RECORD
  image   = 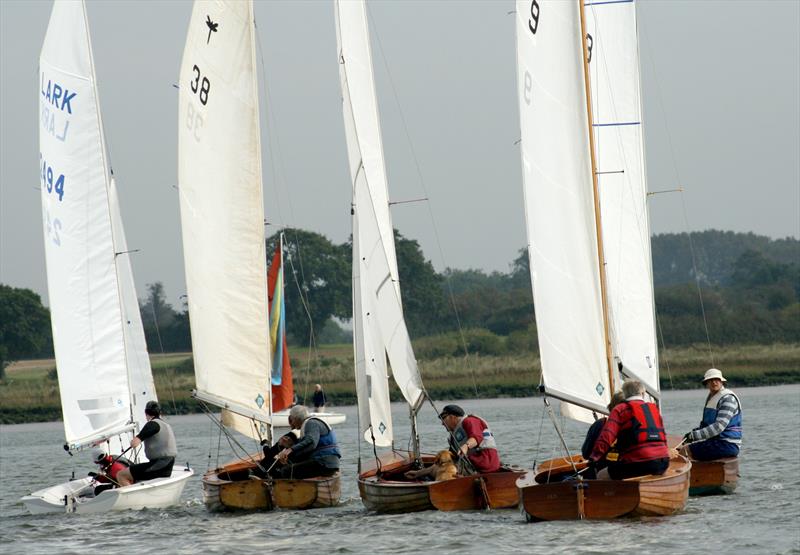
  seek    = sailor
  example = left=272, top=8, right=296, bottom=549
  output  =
left=439, top=404, right=501, bottom=474
left=580, top=390, right=626, bottom=478
left=312, top=384, right=327, bottom=412
left=117, top=401, right=178, bottom=486
left=89, top=448, right=129, bottom=495
left=588, top=380, right=670, bottom=480
left=257, top=431, right=299, bottom=477
left=275, top=405, right=340, bottom=479
left=681, top=368, right=742, bottom=461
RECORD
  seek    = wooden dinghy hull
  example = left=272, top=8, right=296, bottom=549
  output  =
left=202, top=458, right=341, bottom=512
left=689, top=457, right=739, bottom=496
left=359, top=452, right=524, bottom=512
left=517, top=454, right=690, bottom=521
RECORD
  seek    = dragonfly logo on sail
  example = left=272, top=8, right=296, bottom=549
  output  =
left=40, top=73, right=75, bottom=142
left=205, top=15, right=218, bottom=44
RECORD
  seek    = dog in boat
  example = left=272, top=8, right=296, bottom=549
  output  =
left=404, top=450, right=459, bottom=482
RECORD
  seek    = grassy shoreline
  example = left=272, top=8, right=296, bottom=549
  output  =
left=2, top=343, right=798, bottom=425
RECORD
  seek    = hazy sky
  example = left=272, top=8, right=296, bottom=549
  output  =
left=1, top=0, right=798, bottom=307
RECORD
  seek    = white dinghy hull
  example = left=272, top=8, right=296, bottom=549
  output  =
left=21, top=467, right=194, bottom=514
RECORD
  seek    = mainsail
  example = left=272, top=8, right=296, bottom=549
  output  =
left=39, top=0, right=156, bottom=452
left=516, top=0, right=610, bottom=417
left=178, top=0, right=271, bottom=424
left=335, top=0, right=424, bottom=447
left=515, top=0, right=658, bottom=418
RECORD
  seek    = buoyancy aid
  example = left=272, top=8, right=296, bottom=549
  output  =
left=301, top=417, right=341, bottom=460
left=453, top=415, right=497, bottom=454
left=701, top=389, right=742, bottom=444
left=616, top=400, right=668, bottom=462
left=143, top=419, right=177, bottom=460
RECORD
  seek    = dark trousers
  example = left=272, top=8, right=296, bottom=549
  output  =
left=608, top=457, right=669, bottom=480
left=689, top=438, right=740, bottom=461
left=275, top=459, right=337, bottom=480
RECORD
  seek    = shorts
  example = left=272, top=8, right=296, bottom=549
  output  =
left=130, top=457, right=175, bottom=482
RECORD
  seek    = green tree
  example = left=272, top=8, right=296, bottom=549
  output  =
left=139, top=282, right=178, bottom=353
left=0, top=285, right=53, bottom=378
left=393, top=231, right=448, bottom=337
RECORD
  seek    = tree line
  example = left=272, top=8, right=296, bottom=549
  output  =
left=1, top=229, right=798, bottom=376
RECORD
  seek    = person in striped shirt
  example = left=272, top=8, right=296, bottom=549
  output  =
left=681, top=368, right=742, bottom=461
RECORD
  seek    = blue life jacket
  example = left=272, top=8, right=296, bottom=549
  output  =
left=701, top=389, right=742, bottom=445
left=302, top=417, right=341, bottom=460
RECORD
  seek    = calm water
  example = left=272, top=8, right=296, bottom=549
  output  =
left=1, top=386, right=799, bottom=554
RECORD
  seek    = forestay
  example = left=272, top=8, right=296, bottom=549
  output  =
left=336, top=0, right=424, bottom=446
left=178, top=0, right=271, bottom=424
left=584, top=0, right=659, bottom=397
left=39, top=0, right=154, bottom=451
left=515, top=0, right=611, bottom=417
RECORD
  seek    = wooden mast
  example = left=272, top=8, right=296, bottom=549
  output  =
left=578, top=0, right=615, bottom=394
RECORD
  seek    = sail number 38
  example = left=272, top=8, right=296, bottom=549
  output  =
left=190, top=64, right=211, bottom=106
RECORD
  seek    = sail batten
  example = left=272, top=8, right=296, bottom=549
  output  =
left=178, top=0, right=271, bottom=423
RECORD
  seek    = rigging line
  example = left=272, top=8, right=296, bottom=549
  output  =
left=199, top=401, right=268, bottom=474
left=254, top=21, right=322, bottom=392
left=641, top=22, right=715, bottom=366
left=366, top=4, right=479, bottom=400
left=654, top=310, right=674, bottom=390
left=253, top=19, right=288, bottom=231
left=283, top=234, right=320, bottom=404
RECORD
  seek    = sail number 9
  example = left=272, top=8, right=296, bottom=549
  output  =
left=528, top=0, right=540, bottom=35
left=40, top=154, right=65, bottom=201
left=190, top=64, right=211, bottom=106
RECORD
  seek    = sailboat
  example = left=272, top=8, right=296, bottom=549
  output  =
left=268, top=234, right=346, bottom=428
left=336, top=0, right=523, bottom=513
left=22, top=0, right=193, bottom=514
left=513, top=0, right=689, bottom=520
left=178, top=0, right=340, bottom=512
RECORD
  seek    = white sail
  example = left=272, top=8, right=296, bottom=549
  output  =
left=178, top=0, right=271, bottom=424
left=584, top=1, right=659, bottom=397
left=336, top=0, right=424, bottom=441
left=515, top=0, right=611, bottom=417
left=39, top=0, right=144, bottom=450
left=109, top=176, right=157, bottom=436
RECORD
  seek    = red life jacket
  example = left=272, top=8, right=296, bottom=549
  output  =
left=616, top=400, right=669, bottom=463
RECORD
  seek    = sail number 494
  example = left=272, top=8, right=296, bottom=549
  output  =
left=40, top=155, right=65, bottom=201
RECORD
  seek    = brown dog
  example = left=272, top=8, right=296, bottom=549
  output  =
left=433, top=450, right=458, bottom=481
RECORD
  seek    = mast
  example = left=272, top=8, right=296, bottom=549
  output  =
left=579, top=0, right=615, bottom=393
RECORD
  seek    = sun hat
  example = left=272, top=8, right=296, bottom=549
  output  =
left=702, top=368, right=727, bottom=383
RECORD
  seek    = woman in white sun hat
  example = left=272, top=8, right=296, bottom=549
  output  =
left=681, top=368, right=742, bottom=460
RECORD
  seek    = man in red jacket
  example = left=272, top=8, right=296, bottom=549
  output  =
left=588, top=380, right=670, bottom=480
